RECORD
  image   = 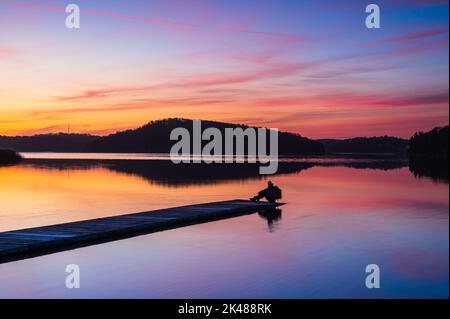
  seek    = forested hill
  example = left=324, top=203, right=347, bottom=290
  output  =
left=85, top=118, right=325, bottom=155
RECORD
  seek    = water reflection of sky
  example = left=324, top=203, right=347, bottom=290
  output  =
left=0, top=159, right=448, bottom=298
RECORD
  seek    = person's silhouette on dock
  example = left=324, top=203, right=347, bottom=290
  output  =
left=250, top=181, right=282, bottom=203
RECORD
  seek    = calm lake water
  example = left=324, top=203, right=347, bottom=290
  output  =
left=0, top=153, right=448, bottom=298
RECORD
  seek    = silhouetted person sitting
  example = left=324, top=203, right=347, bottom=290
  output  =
left=250, top=181, right=282, bottom=203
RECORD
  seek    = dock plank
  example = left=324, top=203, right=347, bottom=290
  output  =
left=0, top=200, right=283, bottom=264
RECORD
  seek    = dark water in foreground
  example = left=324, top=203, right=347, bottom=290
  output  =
left=0, top=154, right=448, bottom=298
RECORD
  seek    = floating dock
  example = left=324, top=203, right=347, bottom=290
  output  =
left=0, top=200, right=283, bottom=264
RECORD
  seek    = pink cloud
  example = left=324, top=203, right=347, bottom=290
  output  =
left=55, top=60, right=319, bottom=102
left=0, top=47, right=19, bottom=60
left=257, top=91, right=449, bottom=110
left=38, top=97, right=231, bottom=117
left=381, top=28, right=448, bottom=43
left=373, top=92, right=449, bottom=108
left=387, top=38, right=449, bottom=58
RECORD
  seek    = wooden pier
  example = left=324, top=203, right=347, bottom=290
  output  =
left=0, top=200, right=283, bottom=264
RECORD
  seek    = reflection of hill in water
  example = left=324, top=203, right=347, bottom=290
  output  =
left=409, top=158, right=449, bottom=184
left=18, top=158, right=420, bottom=187
left=106, top=160, right=315, bottom=186
left=23, top=159, right=314, bottom=186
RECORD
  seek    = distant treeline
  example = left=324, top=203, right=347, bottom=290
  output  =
left=318, top=136, right=408, bottom=155
left=0, top=134, right=97, bottom=152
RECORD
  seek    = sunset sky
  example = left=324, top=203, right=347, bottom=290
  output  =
left=0, top=0, right=448, bottom=138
